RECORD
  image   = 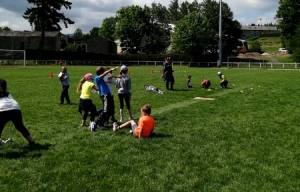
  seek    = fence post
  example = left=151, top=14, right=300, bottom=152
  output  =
left=249, top=62, right=250, bottom=68
left=271, top=63, right=273, bottom=68
left=295, top=62, right=297, bottom=69
left=282, top=63, right=284, bottom=68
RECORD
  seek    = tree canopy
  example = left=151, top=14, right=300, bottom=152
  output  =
left=23, top=0, right=74, bottom=52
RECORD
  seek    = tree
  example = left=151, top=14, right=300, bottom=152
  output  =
left=99, top=17, right=117, bottom=40
left=115, top=5, right=152, bottom=53
left=0, top=26, right=12, bottom=32
left=73, top=28, right=84, bottom=42
left=140, top=23, right=171, bottom=54
left=168, top=0, right=181, bottom=23
left=149, top=2, right=170, bottom=24
left=290, top=25, right=300, bottom=62
left=276, top=0, right=300, bottom=52
left=248, top=40, right=262, bottom=53
left=171, top=12, right=212, bottom=57
left=23, top=0, right=74, bottom=53
left=200, top=0, right=241, bottom=57
left=171, top=0, right=241, bottom=59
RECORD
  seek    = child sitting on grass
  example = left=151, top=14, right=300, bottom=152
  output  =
left=187, top=75, right=194, bottom=89
left=113, top=104, right=155, bottom=138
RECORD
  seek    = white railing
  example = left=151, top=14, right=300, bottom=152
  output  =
left=1, top=60, right=299, bottom=69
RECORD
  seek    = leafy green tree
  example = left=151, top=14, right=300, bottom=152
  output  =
left=73, top=28, right=84, bottom=42
left=0, top=26, right=12, bottom=32
left=140, top=23, right=171, bottom=54
left=168, top=0, right=181, bottom=23
left=149, top=2, right=169, bottom=24
left=248, top=40, right=262, bottom=53
left=290, top=25, right=300, bottom=62
left=23, top=0, right=74, bottom=52
left=99, top=17, right=117, bottom=40
left=115, top=5, right=152, bottom=53
left=200, top=0, right=241, bottom=57
left=171, top=12, right=211, bottom=57
left=276, top=0, right=300, bottom=53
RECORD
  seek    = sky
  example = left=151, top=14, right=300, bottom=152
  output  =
left=0, top=0, right=279, bottom=34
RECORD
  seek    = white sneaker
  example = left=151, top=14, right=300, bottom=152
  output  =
left=113, top=122, right=118, bottom=132
left=119, top=117, right=123, bottom=122
left=90, top=122, right=97, bottom=132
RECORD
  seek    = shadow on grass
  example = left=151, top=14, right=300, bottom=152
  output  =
left=169, top=89, right=191, bottom=92
left=0, top=143, right=52, bottom=159
left=149, top=132, right=173, bottom=138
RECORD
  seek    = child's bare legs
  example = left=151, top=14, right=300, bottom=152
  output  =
left=114, top=120, right=136, bottom=131
left=127, top=109, right=133, bottom=120
left=119, top=109, right=123, bottom=122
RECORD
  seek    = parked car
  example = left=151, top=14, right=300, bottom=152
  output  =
left=278, top=48, right=287, bottom=53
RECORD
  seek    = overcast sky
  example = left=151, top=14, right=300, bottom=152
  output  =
left=0, top=0, right=278, bottom=34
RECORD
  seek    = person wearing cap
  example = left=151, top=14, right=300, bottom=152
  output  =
left=77, top=73, right=98, bottom=128
left=115, top=65, right=133, bottom=122
left=163, top=57, right=175, bottom=90
left=94, top=66, right=118, bottom=128
left=58, top=67, right=71, bottom=105
left=217, top=71, right=228, bottom=88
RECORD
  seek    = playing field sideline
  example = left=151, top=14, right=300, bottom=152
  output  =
left=0, top=66, right=299, bottom=191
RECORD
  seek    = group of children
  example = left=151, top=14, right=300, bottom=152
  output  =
left=186, top=71, right=229, bottom=89
left=73, top=65, right=155, bottom=138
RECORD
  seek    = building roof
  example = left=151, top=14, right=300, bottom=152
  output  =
left=0, top=31, right=60, bottom=37
left=241, top=26, right=280, bottom=31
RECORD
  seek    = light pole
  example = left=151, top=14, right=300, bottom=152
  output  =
left=218, top=0, right=222, bottom=67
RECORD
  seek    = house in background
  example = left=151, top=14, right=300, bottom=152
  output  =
left=241, top=26, right=281, bottom=39
left=0, top=31, right=61, bottom=51
left=85, top=36, right=117, bottom=54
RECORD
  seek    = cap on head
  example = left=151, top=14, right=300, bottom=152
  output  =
left=217, top=71, right=222, bottom=76
left=84, top=73, right=94, bottom=80
left=120, top=65, right=128, bottom=71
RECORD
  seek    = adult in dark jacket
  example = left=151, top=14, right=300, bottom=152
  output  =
left=163, top=57, right=175, bottom=90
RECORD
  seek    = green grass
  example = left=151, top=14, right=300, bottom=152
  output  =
left=0, top=66, right=300, bottom=191
left=249, top=35, right=282, bottom=54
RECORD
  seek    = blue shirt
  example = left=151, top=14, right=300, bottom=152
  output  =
left=61, top=72, right=70, bottom=86
left=94, top=76, right=111, bottom=96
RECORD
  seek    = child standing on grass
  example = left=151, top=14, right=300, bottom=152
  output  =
left=113, top=104, right=155, bottom=138
left=115, top=65, right=133, bottom=122
left=94, top=67, right=118, bottom=129
left=77, top=73, right=98, bottom=131
left=217, top=71, right=229, bottom=88
left=58, top=67, right=71, bottom=105
left=0, top=79, right=36, bottom=147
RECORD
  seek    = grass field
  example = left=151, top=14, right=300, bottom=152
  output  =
left=0, top=65, right=299, bottom=192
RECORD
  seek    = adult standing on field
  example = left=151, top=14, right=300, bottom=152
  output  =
left=163, top=57, right=175, bottom=90
left=58, top=67, right=71, bottom=105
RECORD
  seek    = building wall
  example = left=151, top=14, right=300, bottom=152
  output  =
left=0, top=32, right=61, bottom=51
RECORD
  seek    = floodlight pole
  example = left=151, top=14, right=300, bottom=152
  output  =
left=218, top=0, right=222, bottom=67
